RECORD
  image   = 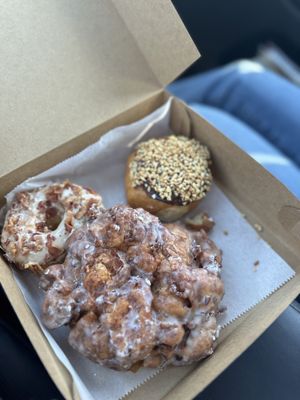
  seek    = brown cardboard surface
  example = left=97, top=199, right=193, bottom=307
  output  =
left=1, top=93, right=300, bottom=400
left=111, top=0, right=199, bottom=87
left=162, top=275, right=300, bottom=400
left=169, top=98, right=300, bottom=266
left=0, top=92, right=166, bottom=400
left=0, top=91, right=166, bottom=205
left=123, top=97, right=300, bottom=400
left=0, top=0, right=197, bottom=179
left=1, top=2, right=300, bottom=399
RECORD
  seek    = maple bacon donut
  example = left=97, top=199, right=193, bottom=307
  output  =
left=1, top=181, right=104, bottom=273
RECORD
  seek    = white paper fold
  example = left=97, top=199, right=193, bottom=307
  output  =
left=4, top=99, right=295, bottom=400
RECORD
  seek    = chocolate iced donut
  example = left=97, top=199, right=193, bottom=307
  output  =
left=1, top=181, right=104, bottom=273
left=126, top=135, right=212, bottom=222
left=41, top=205, right=224, bottom=371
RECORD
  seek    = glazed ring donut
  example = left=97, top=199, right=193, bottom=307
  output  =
left=1, top=181, right=104, bottom=273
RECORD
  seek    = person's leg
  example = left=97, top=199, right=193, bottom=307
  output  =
left=190, top=104, right=300, bottom=306
left=190, top=103, right=300, bottom=199
left=169, top=61, right=300, bottom=165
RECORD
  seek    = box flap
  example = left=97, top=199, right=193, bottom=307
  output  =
left=111, top=0, right=199, bottom=87
left=0, top=0, right=199, bottom=179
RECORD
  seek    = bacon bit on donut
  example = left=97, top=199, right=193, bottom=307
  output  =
left=46, top=234, right=63, bottom=258
left=48, top=245, right=63, bottom=258
left=15, top=192, right=30, bottom=208
left=46, top=207, right=57, bottom=219
left=36, top=222, right=47, bottom=232
left=38, top=201, right=46, bottom=211
left=64, top=217, right=73, bottom=233
left=47, top=191, right=59, bottom=202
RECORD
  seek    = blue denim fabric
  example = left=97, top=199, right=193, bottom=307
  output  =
left=189, top=103, right=300, bottom=199
left=169, top=61, right=300, bottom=166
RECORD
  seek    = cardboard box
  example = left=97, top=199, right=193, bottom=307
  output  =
left=1, top=1, right=300, bottom=399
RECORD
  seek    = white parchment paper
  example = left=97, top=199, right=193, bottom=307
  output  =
left=3, top=99, right=295, bottom=400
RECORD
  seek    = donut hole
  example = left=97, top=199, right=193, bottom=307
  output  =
left=183, top=298, right=192, bottom=308
left=45, top=207, right=63, bottom=231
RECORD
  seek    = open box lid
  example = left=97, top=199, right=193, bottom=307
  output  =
left=0, top=0, right=199, bottom=180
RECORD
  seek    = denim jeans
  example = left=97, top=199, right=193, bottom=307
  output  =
left=169, top=60, right=300, bottom=198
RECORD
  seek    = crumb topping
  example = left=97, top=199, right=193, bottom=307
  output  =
left=254, top=223, right=263, bottom=232
left=129, top=135, right=212, bottom=205
left=185, top=212, right=215, bottom=232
